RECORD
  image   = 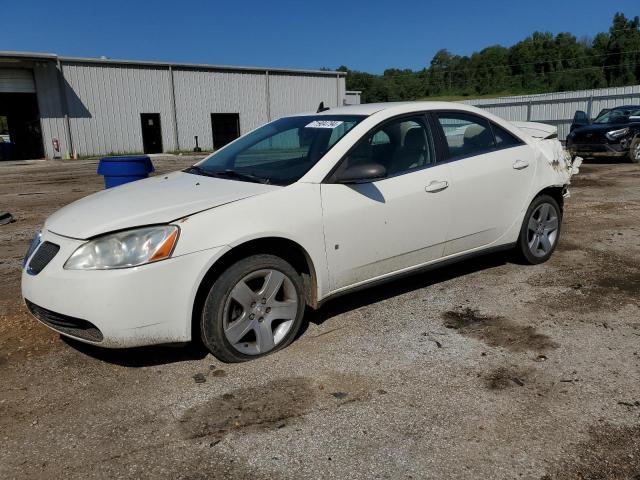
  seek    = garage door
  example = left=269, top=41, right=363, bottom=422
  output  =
left=0, top=69, right=36, bottom=93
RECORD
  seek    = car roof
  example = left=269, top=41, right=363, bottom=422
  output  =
left=608, top=105, right=640, bottom=111
left=295, top=101, right=477, bottom=117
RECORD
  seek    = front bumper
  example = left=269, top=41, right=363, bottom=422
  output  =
left=21, top=230, right=227, bottom=348
left=567, top=142, right=628, bottom=158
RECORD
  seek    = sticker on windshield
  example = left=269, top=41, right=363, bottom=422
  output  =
left=305, top=120, right=344, bottom=129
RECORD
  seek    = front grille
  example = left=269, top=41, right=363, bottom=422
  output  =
left=571, top=144, right=608, bottom=152
left=25, top=299, right=104, bottom=342
left=572, top=132, right=607, bottom=144
left=27, top=241, right=60, bottom=275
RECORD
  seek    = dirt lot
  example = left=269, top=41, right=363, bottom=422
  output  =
left=1, top=157, right=639, bottom=479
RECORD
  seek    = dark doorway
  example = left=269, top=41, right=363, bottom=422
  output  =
left=211, top=113, right=240, bottom=150
left=0, top=93, right=44, bottom=160
left=140, top=113, right=163, bottom=154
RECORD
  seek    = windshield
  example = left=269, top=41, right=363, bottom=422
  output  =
left=187, top=115, right=365, bottom=185
left=593, top=107, right=640, bottom=125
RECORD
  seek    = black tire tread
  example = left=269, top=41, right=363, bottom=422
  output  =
left=200, top=254, right=305, bottom=363
left=516, top=194, right=562, bottom=265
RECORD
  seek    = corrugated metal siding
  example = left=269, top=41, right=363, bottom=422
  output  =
left=172, top=70, right=268, bottom=151
left=29, top=58, right=346, bottom=158
left=344, top=91, right=361, bottom=105
left=463, top=85, right=640, bottom=140
left=62, top=63, right=176, bottom=156
left=33, top=63, right=68, bottom=159
left=0, top=68, right=35, bottom=93
left=268, top=73, right=342, bottom=120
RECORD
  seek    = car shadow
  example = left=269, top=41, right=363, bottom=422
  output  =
left=62, top=250, right=509, bottom=367
left=300, top=250, right=509, bottom=334
left=60, top=336, right=209, bottom=368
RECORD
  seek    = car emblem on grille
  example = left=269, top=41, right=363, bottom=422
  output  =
left=586, top=133, right=593, bottom=137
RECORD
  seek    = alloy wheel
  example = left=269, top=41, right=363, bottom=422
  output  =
left=527, top=202, right=559, bottom=258
left=633, top=142, right=640, bottom=161
left=222, top=269, right=298, bottom=355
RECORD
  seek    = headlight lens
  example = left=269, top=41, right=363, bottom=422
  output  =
left=64, top=226, right=179, bottom=270
left=23, top=230, right=42, bottom=267
left=606, top=127, right=629, bottom=141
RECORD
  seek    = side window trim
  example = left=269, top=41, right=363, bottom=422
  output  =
left=432, top=110, right=498, bottom=163
left=427, top=112, right=450, bottom=163
left=324, top=112, right=437, bottom=183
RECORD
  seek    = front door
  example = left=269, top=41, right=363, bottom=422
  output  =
left=321, top=115, right=452, bottom=292
left=140, top=113, right=163, bottom=154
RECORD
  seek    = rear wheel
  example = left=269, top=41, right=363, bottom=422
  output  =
left=200, top=254, right=305, bottom=362
left=516, top=195, right=561, bottom=265
left=629, top=138, right=640, bottom=163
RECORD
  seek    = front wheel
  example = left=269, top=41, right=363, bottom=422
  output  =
left=200, top=254, right=305, bottom=363
left=516, top=195, right=562, bottom=265
left=629, top=138, right=640, bottom=164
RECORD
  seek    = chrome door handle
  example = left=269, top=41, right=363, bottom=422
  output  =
left=513, top=159, right=529, bottom=170
left=425, top=180, right=449, bottom=193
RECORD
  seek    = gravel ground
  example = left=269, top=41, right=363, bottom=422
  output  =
left=0, top=157, right=639, bottom=479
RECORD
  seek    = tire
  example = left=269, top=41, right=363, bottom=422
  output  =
left=629, top=138, right=640, bottom=164
left=200, top=254, right=305, bottom=363
left=516, top=194, right=562, bottom=265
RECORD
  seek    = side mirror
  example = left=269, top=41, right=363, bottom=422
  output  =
left=335, top=163, right=387, bottom=184
left=573, top=110, right=590, bottom=126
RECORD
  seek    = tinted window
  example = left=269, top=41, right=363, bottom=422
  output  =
left=593, top=107, right=640, bottom=125
left=193, top=115, right=364, bottom=185
left=341, top=116, right=434, bottom=178
left=436, top=112, right=495, bottom=159
left=492, top=124, right=524, bottom=149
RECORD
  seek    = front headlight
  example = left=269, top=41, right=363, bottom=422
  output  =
left=64, top=225, right=179, bottom=270
left=605, top=127, right=629, bottom=141
left=23, top=230, right=42, bottom=267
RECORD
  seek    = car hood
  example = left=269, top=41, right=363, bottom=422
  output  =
left=45, top=171, right=280, bottom=239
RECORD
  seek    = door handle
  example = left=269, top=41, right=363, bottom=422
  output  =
left=513, top=159, right=529, bottom=170
left=425, top=180, right=449, bottom=193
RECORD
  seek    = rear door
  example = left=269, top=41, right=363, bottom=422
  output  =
left=321, top=114, right=452, bottom=291
left=433, top=111, right=536, bottom=256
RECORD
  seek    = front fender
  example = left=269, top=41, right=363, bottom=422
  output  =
left=171, top=182, right=330, bottom=299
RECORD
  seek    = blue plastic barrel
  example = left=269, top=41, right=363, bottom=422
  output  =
left=97, top=156, right=154, bottom=189
left=0, top=142, right=13, bottom=161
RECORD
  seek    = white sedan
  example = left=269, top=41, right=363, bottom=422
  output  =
left=22, top=102, right=579, bottom=362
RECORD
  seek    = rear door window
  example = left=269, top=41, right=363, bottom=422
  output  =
left=492, top=124, right=524, bottom=149
left=435, top=112, right=496, bottom=160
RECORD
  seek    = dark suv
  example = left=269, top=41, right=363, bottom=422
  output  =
left=566, top=105, right=640, bottom=163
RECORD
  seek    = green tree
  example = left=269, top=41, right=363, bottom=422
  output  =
left=341, top=12, right=640, bottom=102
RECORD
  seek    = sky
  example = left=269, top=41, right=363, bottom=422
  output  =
left=2, top=0, right=639, bottom=73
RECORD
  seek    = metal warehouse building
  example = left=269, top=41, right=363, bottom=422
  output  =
left=0, top=51, right=347, bottom=160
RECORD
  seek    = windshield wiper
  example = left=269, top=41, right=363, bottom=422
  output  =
left=185, top=166, right=270, bottom=184
left=214, top=169, right=271, bottom=184
left=184, top=165, right=217, bottom=177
